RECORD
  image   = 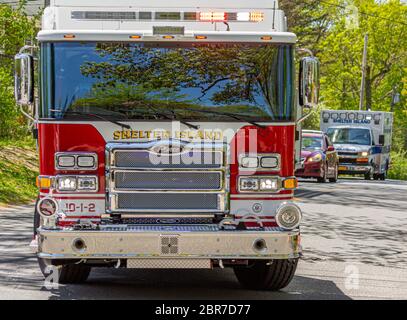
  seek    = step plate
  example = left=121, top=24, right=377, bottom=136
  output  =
left=127, top=258, right=212, bottom=269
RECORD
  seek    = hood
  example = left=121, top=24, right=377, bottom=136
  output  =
left=333, top=144, right=371, bottom=153
left=301, top=149, right=320, bottom=158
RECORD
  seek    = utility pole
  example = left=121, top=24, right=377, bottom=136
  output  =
left=359, top=34, right=368, bottom=111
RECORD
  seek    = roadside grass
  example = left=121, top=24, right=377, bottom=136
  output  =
left=0, top=138, right=38, bottom=205
left=388, top=151, right=407, bottom=181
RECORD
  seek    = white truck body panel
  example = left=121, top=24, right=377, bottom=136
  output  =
left=41, top=0, right=289, bottom=36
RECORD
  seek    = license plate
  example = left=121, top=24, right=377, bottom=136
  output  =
left=339, top=166, right=347, bottom=171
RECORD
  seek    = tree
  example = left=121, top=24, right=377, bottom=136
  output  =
left=0, top=1, right=38, bottom=139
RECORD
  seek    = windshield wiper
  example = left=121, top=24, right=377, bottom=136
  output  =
left=182, top=108, right=266, bottom=128
left=51, top=110, right=131, bottom=130
left=143, top=105, right=200, bottom=130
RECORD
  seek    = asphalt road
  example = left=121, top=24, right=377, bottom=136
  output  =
left=1, top=178, right=407, bottom=300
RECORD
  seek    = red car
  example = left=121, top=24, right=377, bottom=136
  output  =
left=295, top=130, right=339, bottom=183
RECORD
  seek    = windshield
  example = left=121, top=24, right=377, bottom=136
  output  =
left=327, top=128, right=372, bottom=146
left=302, top=136, right=323, bottom=150
left=40, top=42, right=295, bottom=122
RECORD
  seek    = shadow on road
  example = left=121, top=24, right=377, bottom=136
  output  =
left=295, top=179, right=407, bottom=212
left=42, top=268, right=351, bottom=300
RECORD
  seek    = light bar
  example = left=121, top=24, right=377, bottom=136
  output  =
left=71, top=11, right=265, bottom=23
left=199, top=12, right=226, bottom=22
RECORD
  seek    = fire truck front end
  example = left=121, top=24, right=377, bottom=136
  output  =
left=14, top=0, right=320, bottom=290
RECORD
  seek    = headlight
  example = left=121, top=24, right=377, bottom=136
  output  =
left=259, top=178, right=279, bottom=191
left=55, top=153, right=97, bottom=170
left=240, top=157, right=259, bottom=168
left=239, top=176, right=281, bottom=192
left=260, top=156, right=279, bottom=169
left=360, top=151, right=369, bottom=157
left=239, top=177, right=259, bottom=191
left=275, top=203, right=302, bottom=230
left=56, top=176, right=98, bottom=192
left=57, top=176, right=77, bottom=191
left=307, top=153, right=322, bottom=162
left=239, top=154, right=280, bottom=170
left=77, top=176, right=98, bottom=191
left=77, top=156, right=96, bottom=168
left=57, top=155, right=75, bottom=168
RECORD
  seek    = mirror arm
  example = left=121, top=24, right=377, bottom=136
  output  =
left=296, top=48, right=314, bottom=58
left=19, top=104, right=35, bottom=122
left=18, top=45, right=37, bottom=55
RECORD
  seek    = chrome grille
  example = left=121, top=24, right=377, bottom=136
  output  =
left=114, top=171, right=222, bottom=190
left=116, top=193, right=220, bottom=211
left=114, top=150, right=223, bottom=169
left=106, top=142, right=228, bottom=214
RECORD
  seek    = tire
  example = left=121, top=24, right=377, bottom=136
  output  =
left=234, top=259, right=299, bottom=291
left=329, top=165, right=338, bottom=183
left=34, top=199, right=91, bottom=284
left=317, top=163, right=327, bottom=183
left=373, top=174, right=380, bottom=180
left=380, top=171, right=387, bottom=181
left=364, top=171, right=372, bottom=180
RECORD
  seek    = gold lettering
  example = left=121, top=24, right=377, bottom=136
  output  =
left=113, top=131, right=121, bottom=140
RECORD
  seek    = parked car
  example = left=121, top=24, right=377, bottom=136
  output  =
left=295, top=130, right=339, bottom=183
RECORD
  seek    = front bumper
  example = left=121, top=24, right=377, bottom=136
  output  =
left=338, top=164, right=371, bottom=174
left=36, top=225, right=301, bottom=260
left=295, top=162, right=322, bottom=178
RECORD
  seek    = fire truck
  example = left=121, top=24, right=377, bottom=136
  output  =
left=14, top=0, right=319, bottom=290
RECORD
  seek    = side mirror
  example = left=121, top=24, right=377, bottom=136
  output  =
left=299, top=57, right=320, bottom=108
left=327, top=145, right=335, bottom=152
left=378, top=135, right=385, bottom=146
left=14, top=53, right=34, bottom=105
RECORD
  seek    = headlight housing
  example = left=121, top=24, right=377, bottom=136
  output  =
left=307, top=153, right=322, bottom=162
left=239, top=176, right=280, bottom=192
left=55, top=153, right=98, bottom=170
left=360, top=151, right=369, bottom=157
left=275, top=203, right=302, bottom=230
left=239, top=154, right=280, bottom=171
left=56, top=176, right=98, bottom=192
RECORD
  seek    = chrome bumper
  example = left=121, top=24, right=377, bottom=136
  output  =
left=36, top=225, right=301, bottom=260
left=338, top=164, right=371, bottom=173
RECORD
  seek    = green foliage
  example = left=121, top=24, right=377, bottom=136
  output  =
left=0, top=1, right=38, bottom=139
left=282, top=0, right=407, bottom=179
left=0, top=138, right=38, bottom=205
left=388, top=151, right=407, bottom=180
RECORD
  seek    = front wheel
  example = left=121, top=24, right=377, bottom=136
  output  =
left=317, top=163, right=328, bottom=183
left=38, top=258, right=91, bottom=284
left=34, top=199, right=91, bottom=284
left=234, top=259, right=299, bottom=291
left=329, top=165, right=338, bottom=183
left=364, top=171, right=372, bottom=180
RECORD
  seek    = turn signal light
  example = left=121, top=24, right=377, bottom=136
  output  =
left=36, top=176, right=52, bottom=189
left=283, top=178, right=298, bottom=190
left=357, top=158, right=369, bottom=163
